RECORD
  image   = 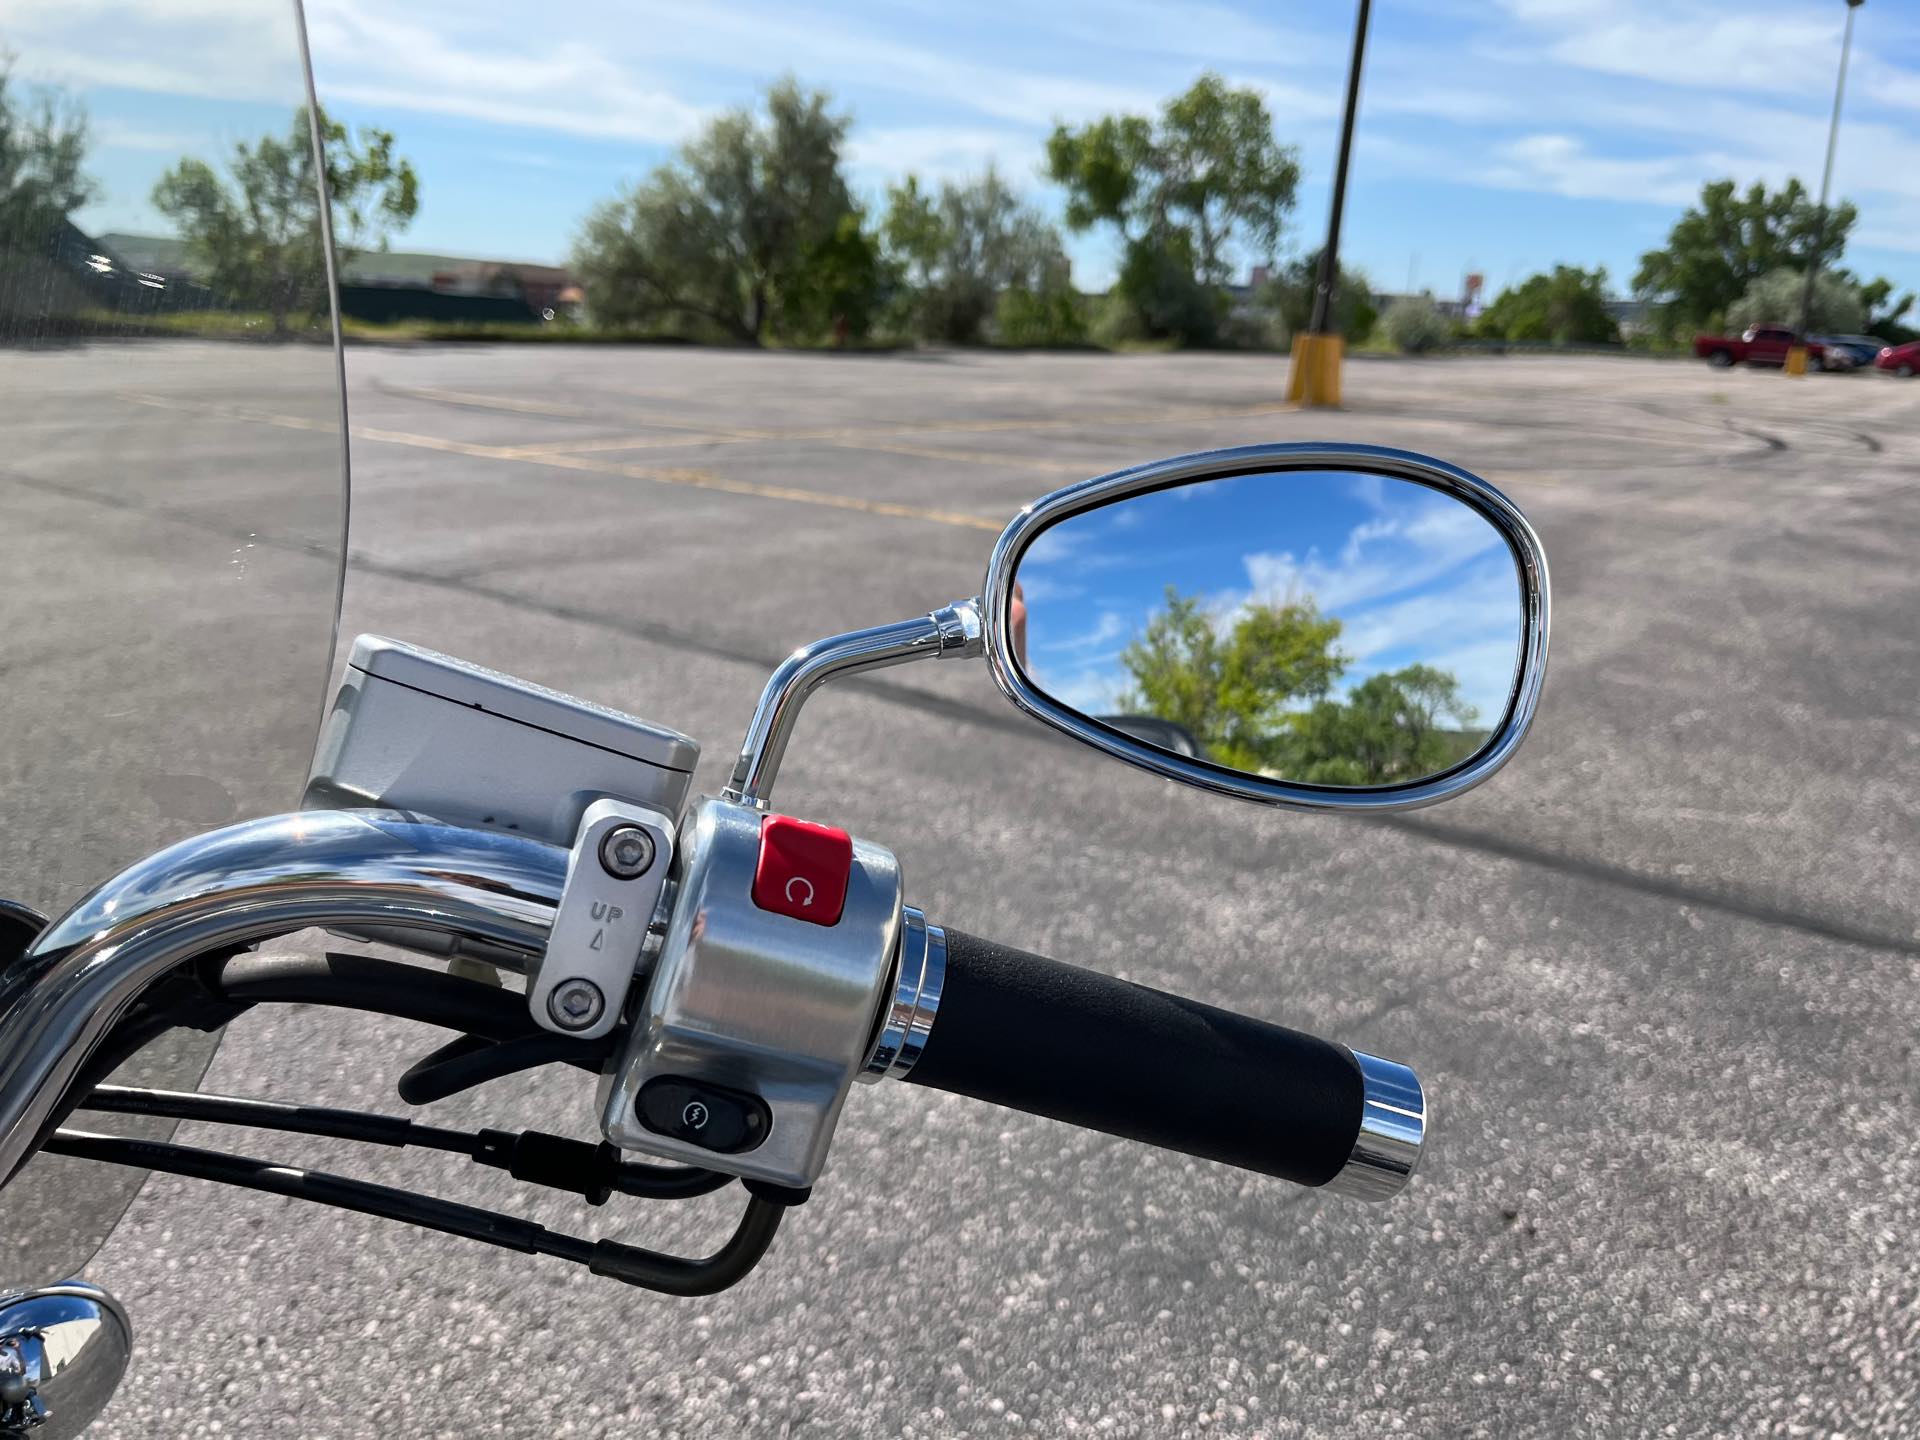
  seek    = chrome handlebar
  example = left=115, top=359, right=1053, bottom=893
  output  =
left=0, top=810, right=568, bottom=1187
left=0, top=807, right=1422, bottom=1215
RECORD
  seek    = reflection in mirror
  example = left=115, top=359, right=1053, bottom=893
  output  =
left=1012, top=470, right=1524, bottom=788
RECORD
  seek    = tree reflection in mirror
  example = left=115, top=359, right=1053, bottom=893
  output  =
left=1012, top=470, right=1526, bottom=788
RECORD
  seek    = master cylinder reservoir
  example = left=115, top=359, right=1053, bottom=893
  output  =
left=303, top=636, right=699, bottom=846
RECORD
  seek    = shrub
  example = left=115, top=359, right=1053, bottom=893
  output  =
left=994, top=284, right=1088, bottom=346
left=1382, top=295, right=1453, bottom=354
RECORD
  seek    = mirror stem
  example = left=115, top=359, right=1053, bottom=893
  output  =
left=724, top=600, right=982, bottom=809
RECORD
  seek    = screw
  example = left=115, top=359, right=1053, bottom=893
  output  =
left=547, top=978, right=605, bottom=1031
left=599, top=824, right=655, bottom=879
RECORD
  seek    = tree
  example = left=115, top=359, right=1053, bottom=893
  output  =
left=1116, top=588, right=1345, bottom=772
left=1852, top=274, right=1915, bottom=339
left=0, top=63, right=93, bottom=255
left=1283, top=665, right=1479, bottom=785
left=574, top=79, right=868, bottom=344
left=1382, top=295, right=1453, bottom=354
left=1633, top=179, right=1854, bottom=336
left=995, top=282, right=1087, bottom=346
left=1047, top=73, right=1299, bottom=343
left=1475, top=265, right=1619, bottom=344
left=1725, top=266, right=1864, bottom=335
left=781, top=210, right=887, bottom=344
left=153, top=107, right=416, bottom=331
left=1262, top=249, right=1376, bottom=343
left=882, top=168, right=1073, bottom=344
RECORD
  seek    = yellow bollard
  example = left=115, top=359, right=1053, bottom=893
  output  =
left=1286, top=333, right=1345, bottom=407
left=1784, top=345, right=1809, bottom=377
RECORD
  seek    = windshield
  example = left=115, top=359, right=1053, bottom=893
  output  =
left=0, top=0, right=346, bottom=1287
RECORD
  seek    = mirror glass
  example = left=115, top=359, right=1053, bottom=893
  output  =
left=1010, top=469, right=1525, bottom=789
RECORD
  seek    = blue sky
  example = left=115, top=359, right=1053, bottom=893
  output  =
left=14, top=0, right=1920, bottom=301
left=1017, top=471, right=1523, bottom=725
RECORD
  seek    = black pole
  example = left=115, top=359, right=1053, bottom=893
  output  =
left=1309, top=0, right=1373, bottom=334
left=1795, top=0, right=1862, bottom=344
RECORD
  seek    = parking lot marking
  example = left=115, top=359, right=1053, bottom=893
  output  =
left=375, top=383, right=593, bottom=418
left=812, top=436, right=1092, bottom=473
left=527, top=452, right=1006, bottom=531
left=483, top=397, right=1302, bottom=460
left=120, top=390, right=1006, bottom=532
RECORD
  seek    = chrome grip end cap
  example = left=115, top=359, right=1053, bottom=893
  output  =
left=1323, top=1050, right=1426, bottom=1201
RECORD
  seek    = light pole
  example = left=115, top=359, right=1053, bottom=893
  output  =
left=1287, top=0, right=1372, bottom=407
left=1787, top=0, right=1865, bottom=377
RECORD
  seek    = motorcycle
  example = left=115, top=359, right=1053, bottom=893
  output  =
left=0, top=11, right=1548, bottom=1436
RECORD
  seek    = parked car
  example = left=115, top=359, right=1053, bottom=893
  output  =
left=1815, top=334, right=1888, bottom=368
left=1693, top=326, right=1830, bottom=369
left=1875, top=340, right=1920, bottom=377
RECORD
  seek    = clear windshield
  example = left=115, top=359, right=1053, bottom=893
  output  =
left=0, top=0, right=346, bottom=1286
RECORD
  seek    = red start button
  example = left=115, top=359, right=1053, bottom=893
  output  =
left=751, top=814, right=853, bottom=925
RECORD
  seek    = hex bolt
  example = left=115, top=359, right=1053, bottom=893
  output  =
left=547, top=978, right=605, bottom=1031
left=599, top=824, right=656, bottom=880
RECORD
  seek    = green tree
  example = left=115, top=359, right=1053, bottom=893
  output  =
left=995, top=282, right=1087, bottom=346
left=1284, top=665, right=1479, bottom=785
left=1047, top=73, right=1299, bottom=343
left=1725, top=266, right=1865, bottom=335
left=1475, top=265, right=1619, bottom=344
left=1633, top=179, right=1854, bottom=337
left=574, top=78, right=868, bottom=344
left=882, top=167, right=1073, bottom=343
left=782, top=210, right=887, bottom=344
left=153, top=106, right=416, bottom=332
left=1262, top=249, right=1376, bottom=344
left=1850, top=273, right=1915, bottom=339
left=0, top=63, right=93, bottom=256
left=1116, top=588, right=1346, bottom=772
left=1382, top=295, right=1453, bottom=354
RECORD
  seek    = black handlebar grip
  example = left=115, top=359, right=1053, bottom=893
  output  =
left=906, top=930, right=1412, bottom=1192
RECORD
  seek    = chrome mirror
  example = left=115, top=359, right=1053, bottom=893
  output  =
left=982, top=444, right=1549, bottom=811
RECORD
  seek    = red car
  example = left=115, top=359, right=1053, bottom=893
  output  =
left=1693, top=325, right=1830, bottom=369
left=1876, top=340, right=1920, bottom=377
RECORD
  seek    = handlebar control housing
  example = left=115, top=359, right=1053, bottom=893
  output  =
left=600, top=796, right=904, bottom=1187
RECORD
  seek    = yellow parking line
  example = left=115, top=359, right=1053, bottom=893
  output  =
left=530, top=452, right=1004, bottom=531
left=819, top=437, right=1091, bottom=473
left=376, top=384, right=591, bottom=418
left=495, top=428, right=766, bottom=459
left=119, top=390, right=1006, bottom=532
left=480, top=397, right=1301, bottom=459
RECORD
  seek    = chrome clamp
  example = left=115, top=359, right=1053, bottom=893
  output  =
left=529, top=799, right=675, bottom=1040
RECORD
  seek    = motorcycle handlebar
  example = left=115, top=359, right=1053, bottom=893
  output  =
left=903, top=929, right=1425, bottom=1199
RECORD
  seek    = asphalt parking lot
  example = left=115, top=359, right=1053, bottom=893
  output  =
left=11, top=343, right=1920, bottom=1436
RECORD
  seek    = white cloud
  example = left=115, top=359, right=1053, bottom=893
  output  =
left=1334, top=558, right=1523, bottom=721
left=845, top=127, right=1045, bottom=190
left=1480, top=133, right=1717, bottom=208
left=1243, top=487, right=1503, bottom=615
left=92, top=120, right=213, bottom=154
left=1041, top=665, right=1130, bottom=717
left=1035, top=610, right=1126, bottom=656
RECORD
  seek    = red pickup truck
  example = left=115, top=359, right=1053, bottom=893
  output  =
left=1694, top=325, right=1829, bottom=369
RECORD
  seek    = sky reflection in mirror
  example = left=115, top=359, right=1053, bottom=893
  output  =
left=1014, top=470, right=1524, bottom=786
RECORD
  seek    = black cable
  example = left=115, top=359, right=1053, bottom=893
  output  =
left=81, top=1084, right=481, bottom=1155
left=77, top=1084, right=733, bottom=1203
left=44, top=1127, right=783, bottom=1297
